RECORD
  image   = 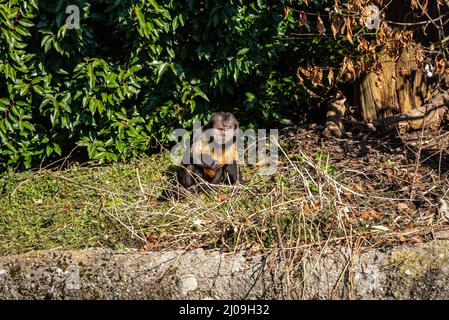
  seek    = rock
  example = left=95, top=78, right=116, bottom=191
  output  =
left=433, top=229, right=449, bottom=240
left=177, top=274, right=198, bottom=296
left=0, top=241, right=448, bottom=299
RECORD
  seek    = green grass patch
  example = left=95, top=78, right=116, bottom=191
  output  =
left=1, top=136, right=447, bottom=256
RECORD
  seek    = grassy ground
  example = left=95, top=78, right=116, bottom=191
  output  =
left=1, top=127, right=448, bottom=256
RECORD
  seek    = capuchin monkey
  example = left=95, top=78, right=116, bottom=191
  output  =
left=178, top=112, right=240, bottom=190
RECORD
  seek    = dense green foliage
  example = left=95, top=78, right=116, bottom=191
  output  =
left=0, top=0, right=341, bottom=170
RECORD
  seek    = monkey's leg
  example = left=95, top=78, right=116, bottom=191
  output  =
left=224, top=162, right=240, bottom=185
left=209, top=167, right=224, bottom=184
left=179, top=164, right=203, bottom=190
left=178, top=166, right=193, bottom=188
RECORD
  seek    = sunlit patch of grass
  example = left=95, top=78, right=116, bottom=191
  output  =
left=0, top=154, right=170, bottom=255
left=0, top=134, right=448, bottom=256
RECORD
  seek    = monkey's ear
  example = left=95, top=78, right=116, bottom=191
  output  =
left=208, top=116, right=217, bottom=128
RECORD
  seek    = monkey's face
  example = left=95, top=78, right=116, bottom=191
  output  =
left=207, top=112, right=239, bottom=145
left=212, top=125, right=236, bottom=145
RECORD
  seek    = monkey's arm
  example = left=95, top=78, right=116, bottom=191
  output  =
left=190, top=137, right=222, bottom=170
left=197, top=153, right=223, bottom=170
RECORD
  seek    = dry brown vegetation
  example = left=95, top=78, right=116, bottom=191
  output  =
left=1, top=124, right=448, bottom=298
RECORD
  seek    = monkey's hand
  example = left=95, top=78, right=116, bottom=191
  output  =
left=201, top=154, right=223, bottom=170
left=209, top=159, right=223, bottom=170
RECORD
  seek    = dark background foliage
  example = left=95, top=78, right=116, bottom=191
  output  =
left=0, top=0, right=344, bottom=170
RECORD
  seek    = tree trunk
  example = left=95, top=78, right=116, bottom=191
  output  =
left=355, top=0, right=449, bottom=126
left=356, top=44, right=430, bottom=123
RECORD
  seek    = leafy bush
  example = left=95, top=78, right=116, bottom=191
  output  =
left=1, top=0, right=443, bottom=170
left=0, top=0, right=316, bottom=170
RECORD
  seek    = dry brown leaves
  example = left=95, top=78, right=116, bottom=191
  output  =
left=292, top=0, right=446, bottom=96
